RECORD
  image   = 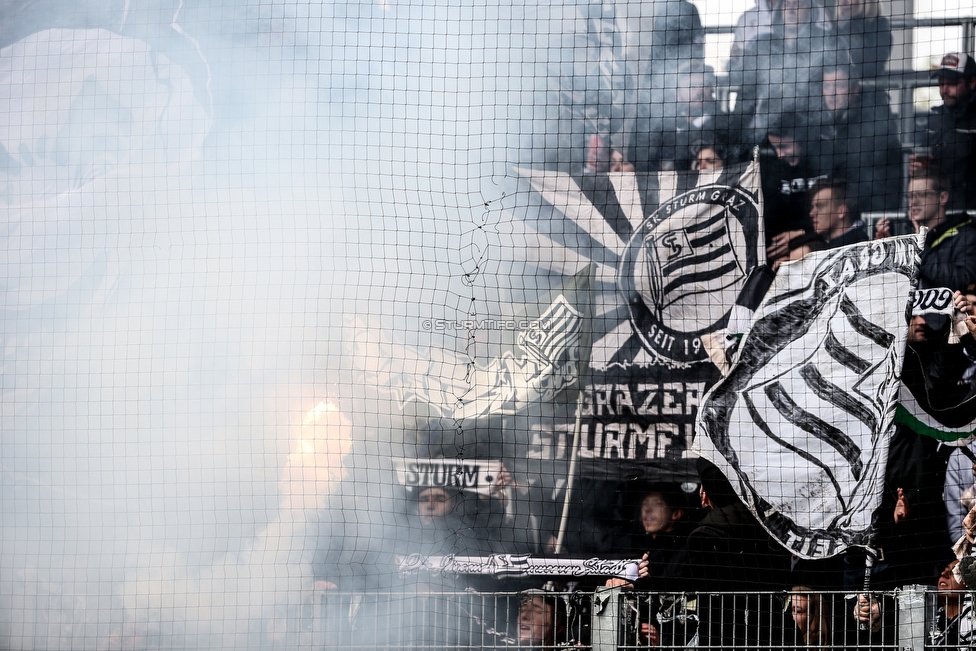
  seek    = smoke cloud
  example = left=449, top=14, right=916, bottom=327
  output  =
left=0, top=0, right=571, bottom=646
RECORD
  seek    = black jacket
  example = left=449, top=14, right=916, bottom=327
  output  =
left=827, top=223, right=869, bottom=249
left=673, top=501, right=792, bottom=592
left=812, top=95, right=904, bottom=213
left=919, top=215, right=976, bottom=293
left=919, top=100, right=976, bottom=212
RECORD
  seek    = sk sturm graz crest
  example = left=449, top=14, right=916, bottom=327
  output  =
left=517, top=295, right=585, bottom=391
left=696, top=235, right=923, bottom=559
left=514, top=161, right=763, bottom=371
left=619, top=182, right=761, bottom=366
left=509, top=162, right=764, bottom=480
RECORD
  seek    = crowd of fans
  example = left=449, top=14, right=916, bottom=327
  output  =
left=595, top=0, right=976, bottom=272
left=313, top=1, right=976, bottom=647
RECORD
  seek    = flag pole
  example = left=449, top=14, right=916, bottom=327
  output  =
left=862, top=551, right=874, bottom=591
left=552, top=264, right=595, bottom=555
left=858, top=550, right=877, bottom=632
left=554, top=387, right=586, bottom=554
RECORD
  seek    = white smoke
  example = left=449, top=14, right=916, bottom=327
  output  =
left=0, top=0, right=553, bottom=647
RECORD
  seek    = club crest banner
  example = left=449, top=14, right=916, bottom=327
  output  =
left=695, top=234, right=923, bottom=558
left=514, top=161, right=764, bottom=480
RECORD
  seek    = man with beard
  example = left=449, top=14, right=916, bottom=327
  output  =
left=912, top=53, right=976, bottom=212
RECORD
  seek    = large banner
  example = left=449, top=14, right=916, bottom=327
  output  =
left=515, top=162, right=764, bottom=481
left=695, top=235, right=922, bottom=559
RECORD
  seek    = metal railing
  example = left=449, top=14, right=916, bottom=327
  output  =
left=305, top=586, right=973, bottom=650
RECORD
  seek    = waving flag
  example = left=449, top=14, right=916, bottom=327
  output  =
left=453, top=264, right=595, bottom=420
left=345, top=265, right=595, bottom=422
left=695, top=235, right=923, bottom=559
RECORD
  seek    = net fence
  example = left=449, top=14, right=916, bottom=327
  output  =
left=1, top=0, right=976, bottom=649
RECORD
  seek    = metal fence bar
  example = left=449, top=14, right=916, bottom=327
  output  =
left=309, top=588, right=971, bottom=650
left=591, top=586, right=622, bottom=651
left=897, top=585, right=927, bottom=651
left=700, top=17, right=976, bottom=35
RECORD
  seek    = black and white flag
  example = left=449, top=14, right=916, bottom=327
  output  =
left=695, top=235, right=923, bottom=559
left=510, top=161, right=764, bottom=481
